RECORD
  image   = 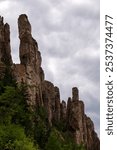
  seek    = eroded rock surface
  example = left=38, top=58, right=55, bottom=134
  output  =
left=0, top=14, right=100, bottom=150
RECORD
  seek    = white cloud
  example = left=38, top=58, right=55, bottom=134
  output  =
left=0, top=0, right=10, bottom=12
left=0, top=0, right=100, bottom=136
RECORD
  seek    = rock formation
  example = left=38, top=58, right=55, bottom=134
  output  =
left=0, top=14, right=100, bottom=150
left=0, top=16, right=12, bottom=66
left=13, top=14, right=44, bottom=107
left=0, top=16, right=13, bottom=80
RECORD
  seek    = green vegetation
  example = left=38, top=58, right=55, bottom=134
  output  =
left=0, top=68, right=85, bottom=150
left=0, top=124, right=38, bottom=150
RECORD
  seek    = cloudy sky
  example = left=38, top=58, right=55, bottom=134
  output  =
left=0, top=0, right=100, bottom=136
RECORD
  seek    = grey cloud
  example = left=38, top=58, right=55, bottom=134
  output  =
left=0, top=0, right=100, bottom=136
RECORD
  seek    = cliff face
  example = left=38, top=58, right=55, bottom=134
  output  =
left=0, top=16, right=12, bottom=66
left=13, top=14, right=44, bottom=107
left=0, top=14, right=100, bottom=150
left=0, top=16, right=13, bottom=80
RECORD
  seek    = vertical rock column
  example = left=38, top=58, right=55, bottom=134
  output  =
left=0, top=16, right=13, bottom=80
left=66, top=97, right=72, bottom=123
left=66, top=87, right=100, bottom=150
left=17, top=14, right=44, bottom=107
left=54, top=86, right=61, bottom=122
left=18, top=14, right=42, bottom=71
left=72, top=87, right=79, bottom=101
left=42, top=80, right=56, bottom=126
left=67, top=87, right=85, bottom=144
left=0, top=16, right=12, bottom=66
left=60, top=100, right=67, bottom=121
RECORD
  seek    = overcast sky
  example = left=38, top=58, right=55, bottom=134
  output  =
left=0, top=0, right=100, bottom=136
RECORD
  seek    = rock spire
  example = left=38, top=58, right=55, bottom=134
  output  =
left=0, top=16, right=12, bottom=66
left=0, top=14, right=100, bottom=150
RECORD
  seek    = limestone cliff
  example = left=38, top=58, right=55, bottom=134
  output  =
left=0, top=14, right=100, bottom=150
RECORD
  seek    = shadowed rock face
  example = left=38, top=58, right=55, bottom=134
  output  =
left=0, top=14, right=100, bottom=150
left=0, top=16, right=13, bottom=81
left=72, top=87, right=79, bottom=101
left=0, top=16, right=12, bottom=66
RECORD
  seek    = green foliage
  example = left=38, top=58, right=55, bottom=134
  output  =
left=37, top=106, right=47, bottom=121
left=0, top=83, right=38, bottom=149
left=0, top=124, right=38, bottom=150
left=62, top=131, right=85, bottom=150
left=34, top=120, right=49, bottom=149
left=33, top=107, right=49, bottom=149
left=45, top=128, right=85, bottom=150
left=0, top=67, right=16, bottom=90
left=53, top=120, right=67, bottom=132
left=45, top=128, right=64, bottom=150
left=0, top=86, right=19, bottom=124
left=0, top=69, right=86, bottom=150
left=45, top=129, right=85, bottom=150
left=0, top=85, right=31, bottom=126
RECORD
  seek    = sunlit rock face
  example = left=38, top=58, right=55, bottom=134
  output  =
left=13, top=14, right=44, bottom=107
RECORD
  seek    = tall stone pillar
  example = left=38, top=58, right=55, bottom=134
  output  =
left=72, top=87, right=79, bottom=101
left=0, top=16, right=12, bottom=66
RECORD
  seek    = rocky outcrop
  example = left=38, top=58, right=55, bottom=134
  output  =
left=0, top=16, right=12, bottom=66
left=0, top=14, right=100, bottom=150
left=66, top=87, right=100, bottom=150
left=13, top=14, right=44, bottom=107
left=42, top=80, right=55, bottom=125
left=0, top=16, right=13, bottom=80
left=60, top=100, right=67, bottom=122
left=67, top=88, right=85, bottom=143
left=54, top=86, right=61, bottom=122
